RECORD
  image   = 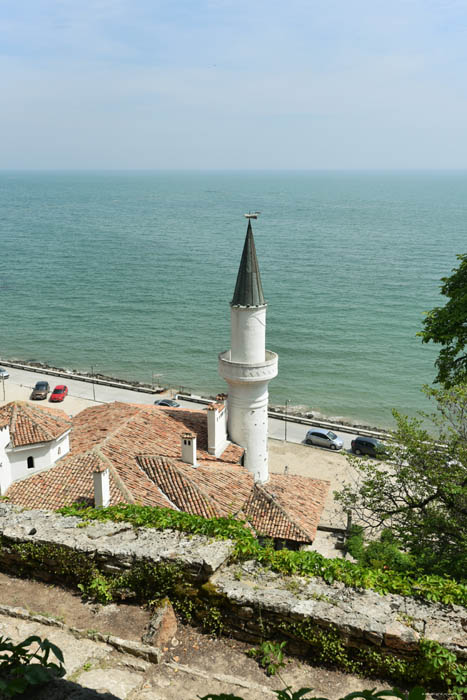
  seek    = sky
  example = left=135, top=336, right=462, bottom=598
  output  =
left=1, top=0, right=467, bottom=169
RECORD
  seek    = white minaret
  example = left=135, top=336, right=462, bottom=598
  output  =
left=219, top=219, right=278, bottom=483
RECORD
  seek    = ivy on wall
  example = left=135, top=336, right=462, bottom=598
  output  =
left=58, top=503, right=467, bottom=607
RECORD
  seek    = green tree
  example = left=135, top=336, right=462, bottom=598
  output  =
left=335, top=385, right=467, bottom=580
left=420, top=253, right=467, bottom=387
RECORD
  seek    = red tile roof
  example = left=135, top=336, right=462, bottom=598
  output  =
left=138, top=455, right=329, bottom=542
left=4, top=451, right=122, bottom=510
left=6, top=401, right=329, bottom=543
left=0, top=401, right=71, bottom=447
left=246, top=475, right=330, bottom=543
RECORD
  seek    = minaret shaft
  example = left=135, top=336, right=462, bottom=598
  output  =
left=230, top=305, right=266, bottom=364
left=218, top=220, right=278, bottom=484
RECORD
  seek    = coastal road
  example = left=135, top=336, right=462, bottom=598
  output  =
left=0, top=364, right=359, bottom=451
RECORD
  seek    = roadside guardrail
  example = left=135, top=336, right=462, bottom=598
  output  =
left=0, top=359, right=160, bottom=395
left=1, top=360, right=390, bottom=440
left=176, top=393, right=390, bottom=440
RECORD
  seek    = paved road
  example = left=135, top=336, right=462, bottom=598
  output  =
left=0, top=364, right=359, bottom=452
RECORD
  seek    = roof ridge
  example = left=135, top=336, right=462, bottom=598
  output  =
left=91, top=403, right=149, bottom=450
left=254, top=483, right=311, bottom=541
left=138, top=455, right=220, bottom=517
left=92, top=447, right=136, bottom=504
left=9, top=403, right=19, bottom=437
left=22, top=403, right=55, bottom=442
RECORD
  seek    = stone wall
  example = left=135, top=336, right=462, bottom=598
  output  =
left=0, top=504, right=465, bottom=664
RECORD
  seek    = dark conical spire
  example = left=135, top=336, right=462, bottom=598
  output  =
left=231, top=220, right=266, bottom=307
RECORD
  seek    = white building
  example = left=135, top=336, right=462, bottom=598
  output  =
left=0, top=401, right=71, bottom=495
left=219, top=220, right=278, bottom=483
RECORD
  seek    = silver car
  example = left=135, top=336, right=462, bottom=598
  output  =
left=305, top=427, right=343, bottom=450
left=0, top=367, right=9, bottom=380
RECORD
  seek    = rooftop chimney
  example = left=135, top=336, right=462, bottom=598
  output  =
left=207, top=400, right=228, bottom=457
left=93, top=467, right=110, bottom=508
left=181, top=432, right=197, bottom=466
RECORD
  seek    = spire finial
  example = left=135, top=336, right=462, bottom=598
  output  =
left=231, top=219, right=265, bottom=307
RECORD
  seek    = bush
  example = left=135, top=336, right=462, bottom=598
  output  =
left=0, top=635, right=65, bottom=698
left=347, top=529, right=415, bottom=573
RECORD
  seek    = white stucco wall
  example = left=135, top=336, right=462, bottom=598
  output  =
left=207, top=405, right=228, bottom=457
left=0, top=426, right=12, bottom=496
left=6, top=431, right=70, bottom=485
left=219, top=351, right=278, bottom=484
left=230, top=306, right=267, bottom=364
left=181, top=434, right=197, bottom=466
left=227, top=381, right=270, bottom=482
left=93, top=468, right=110, bottom=508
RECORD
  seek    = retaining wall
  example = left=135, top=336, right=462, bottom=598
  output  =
left=0, top=504, right=464, bottom=664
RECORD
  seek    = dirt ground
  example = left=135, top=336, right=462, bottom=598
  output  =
left=268, top=439, right=358, bottom=530
left=0, top=572, right=394, bottom=700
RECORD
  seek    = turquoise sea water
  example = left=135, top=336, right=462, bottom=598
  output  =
left=0, top=171, right=466, bottom=428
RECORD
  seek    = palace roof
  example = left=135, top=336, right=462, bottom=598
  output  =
left=5, top=401, right=329, bottom=543
left=0, top=401, right=71, bottom=448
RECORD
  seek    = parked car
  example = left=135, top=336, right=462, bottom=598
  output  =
left=31, top=381, right=50, bottom=400
left=305, top=427, right=343, bottom=450
left=154, top=398, right=180, bottom=407
left=0, top=367, right=9, bottom=380
left=351, top=436, right=387, bottom=458
left=50, top=385, right=68, bottom=402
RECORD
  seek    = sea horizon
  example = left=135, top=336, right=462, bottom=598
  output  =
left=1, top=170, right=465, bottom=429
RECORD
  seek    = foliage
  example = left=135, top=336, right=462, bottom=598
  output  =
left=248, top=640, right=287, bottom=676
left=418, top=639, right=467, bottom=700
left=2, top=529, right=466, bottom=694
left=419, top=253, right=467, bottom=387
left=59, top=502, right=254, bottom=542
left=346, top=528, right=415, bottom=573
left=335, top=385, right=467, bottom=581
left=271, top=618, right=467, bottom=696
left=0, top=635, right=65, bottom=698
left=4, top=537, right=183, bottom=606
left=56, top=503, right=467, bottom=606
left=199, top=687, right=428, bottom=700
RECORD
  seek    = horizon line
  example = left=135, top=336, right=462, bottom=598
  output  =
left=1, top=167, right=467, bottom=174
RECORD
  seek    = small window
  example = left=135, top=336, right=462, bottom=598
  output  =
left=58, top=446, right=61, bottom=455
left=27, top=456, right=35, bottom=469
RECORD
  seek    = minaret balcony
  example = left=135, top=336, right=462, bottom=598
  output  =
left=218, top=349, right=278, bottom=384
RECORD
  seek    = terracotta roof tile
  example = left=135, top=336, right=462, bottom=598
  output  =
left=138, top=455, right=329, bottom=543
left=5, top=401, right=329, bottom=543
left=5, top=451, right=122, bottom=510
left=244, top=475, right=330, bottom=542
left=0, top=401, right=71, bottom=447
left=137, top=455, right=220, bottom=518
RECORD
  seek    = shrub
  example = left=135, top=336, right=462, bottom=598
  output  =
left=0, top=635, right=65, bottom=698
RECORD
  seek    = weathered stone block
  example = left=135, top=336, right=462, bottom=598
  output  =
left=142, top=598, right=177, bottom=648
left=384, top=620, right=420, bottom=652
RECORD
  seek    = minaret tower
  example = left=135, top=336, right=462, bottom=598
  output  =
left=219, top=219, right=278, bottom=483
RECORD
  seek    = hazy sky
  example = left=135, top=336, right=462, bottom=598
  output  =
left=1, top=0, right=467, bottom=169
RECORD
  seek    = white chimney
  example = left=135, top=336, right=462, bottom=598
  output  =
left=93, top=467, right=110, bottom=508
left=181, top=432, right=197, bottom=466
left=207, top=399, right=228, bottom=457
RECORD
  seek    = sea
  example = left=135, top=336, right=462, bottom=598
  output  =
left=0, top=170, right=466, bottom=429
